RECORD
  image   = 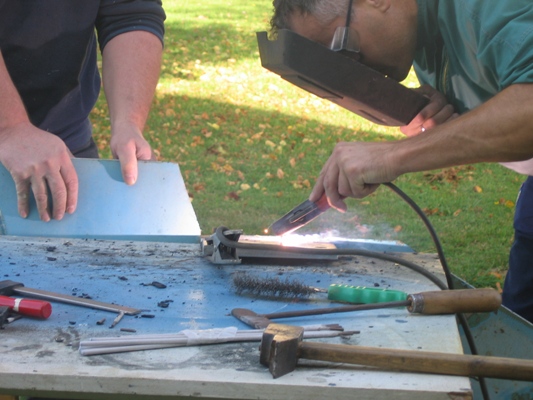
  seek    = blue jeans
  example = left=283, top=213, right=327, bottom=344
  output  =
left=72, top=137, right=99, bottom=158
left=502, top=176, right=533, bottom=323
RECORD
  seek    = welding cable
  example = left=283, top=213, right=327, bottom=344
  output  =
left=383, top=182, right=489, bottom=400
left=383, top=183, right=453, bottom=289
left=214, top=226, right=447, bottom=290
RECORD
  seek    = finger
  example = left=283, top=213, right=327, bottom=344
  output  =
left=420, top=104, right=455, bottom=130
left=136, top=144, right=153, bottom=161
left=45, top=173, right=67, bottom=221
left=401, top=86, right=452, bottom=136
left=400, top=112, right=427, bottom=136
left=61, top=163, right=79, bottom=215
left=14, top=180, right=31, bottom=219
left=322, top=162, right=346, bottom=212
left=309, top=168, right=327, bottom=202
left=30, top=177, right=51, bottom=222
left=118, top=150, right=138, bottom=185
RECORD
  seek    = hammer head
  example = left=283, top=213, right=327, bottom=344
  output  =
left=0, top=280, right=23, bottom=296
left=260, top=323, right=304, bottom=378
left=231, top=308, right=272, bottom=329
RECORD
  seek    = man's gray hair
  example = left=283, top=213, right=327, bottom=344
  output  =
left=270, top=0, right=350, bottom=34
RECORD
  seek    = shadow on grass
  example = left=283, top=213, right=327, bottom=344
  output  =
left=162, top=13, right=271, bottom=81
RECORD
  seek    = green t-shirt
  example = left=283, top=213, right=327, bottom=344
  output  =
left=414, top=0, right=533, bottom=114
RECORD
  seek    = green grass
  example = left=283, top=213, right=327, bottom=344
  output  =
left=91, top=0, right=523, bottom=289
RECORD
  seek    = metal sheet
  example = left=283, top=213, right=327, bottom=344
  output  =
left=0, top=158, right=201, bottom=241
left=453, top=276, right=533, bottom=399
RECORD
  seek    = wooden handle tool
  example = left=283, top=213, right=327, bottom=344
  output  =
left=407, top=288, right=501, bottom=314
left=261, top=323, right=533, bottom=380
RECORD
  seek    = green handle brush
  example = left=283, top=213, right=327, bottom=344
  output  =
left=232, top=273, right=407, bottom=304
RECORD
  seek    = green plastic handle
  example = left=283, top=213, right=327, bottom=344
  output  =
left=327, top=284, right=407, bottom=304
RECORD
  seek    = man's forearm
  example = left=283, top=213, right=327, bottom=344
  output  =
left=0, top=52, right=30, bottom=132
left=101, top=30, right=163, bottom=132
left=392, top=83, right=533, bottom=176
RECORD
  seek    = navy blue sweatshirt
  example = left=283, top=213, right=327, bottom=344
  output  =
left=0, top=1, right=165, bottom=153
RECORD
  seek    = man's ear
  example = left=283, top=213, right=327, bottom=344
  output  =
left=364, top=0, right=391, bottom=13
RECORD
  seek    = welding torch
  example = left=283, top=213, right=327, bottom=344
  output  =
left=267, top=193, right=331, bottom=235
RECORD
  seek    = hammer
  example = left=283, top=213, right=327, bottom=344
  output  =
left=260, top=323, right=533, bottom=380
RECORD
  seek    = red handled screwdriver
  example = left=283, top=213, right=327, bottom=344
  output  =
left=0, top=294, right=52, bottom=319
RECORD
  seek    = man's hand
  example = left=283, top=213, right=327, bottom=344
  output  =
left=0, top=122, right=78, bottom=221
left=110, top=121, right=154, bottom=186
left=309, top=141, right=399, bottom=212
left=102, top=30, right=163, bottom=186
left=401, top=85, right=458, bottom=136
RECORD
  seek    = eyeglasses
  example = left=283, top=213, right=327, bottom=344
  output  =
left=330, top=0, right=361, bottom=60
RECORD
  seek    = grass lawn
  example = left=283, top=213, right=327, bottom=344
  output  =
left=92, top=0, right=523, bottom=289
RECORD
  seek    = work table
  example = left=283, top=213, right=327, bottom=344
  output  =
left=0, top=234, right=472, bottom=400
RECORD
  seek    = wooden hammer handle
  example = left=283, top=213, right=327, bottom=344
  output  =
left=299, top=341, right=533, bottom=381
left=408, top=288, right=501, bottom=314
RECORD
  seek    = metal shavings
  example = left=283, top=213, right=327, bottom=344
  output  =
left=157, top=300, right=173, bottom=308
left=232, top=273, right=316, bottom=298
left=141, top=281, right=167, bottom=289
left=109, top=311, right=125, bottom=328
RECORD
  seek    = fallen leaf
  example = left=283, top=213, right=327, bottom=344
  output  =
left=423, top=207, right=440, bottom=216
left=490, top=271, right=503, bottom=279
left=226, top=191, right=240, bottom=201
left=277, top=168, right=285, bottom=179
left=453, top=209, right=462, bottom=217
left=473, top=185, right=482, bottom=193
left=193, top=183, right=205, bottom=192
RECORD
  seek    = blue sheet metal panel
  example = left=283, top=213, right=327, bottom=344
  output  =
left=0, top=159, right=201, bottom=241
left=453, top=275, right=533, bottom=399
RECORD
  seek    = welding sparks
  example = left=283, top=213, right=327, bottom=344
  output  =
left=246, top=230, right=407, bottom=251
left=251, top=231, right=342, bottom=248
